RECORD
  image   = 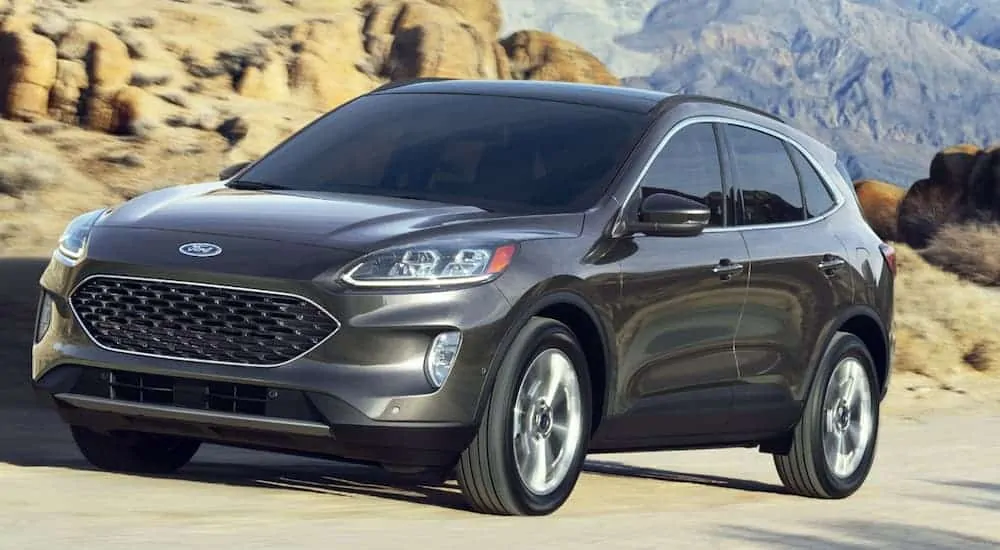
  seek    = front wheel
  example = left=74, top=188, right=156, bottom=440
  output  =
left=774, top=331, right=881, bottom=499
left=456, top=317, right=592, bottom=516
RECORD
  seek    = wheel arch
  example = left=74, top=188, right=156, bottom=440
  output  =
left=475, top=290, right=615, bottom=435
left=804, top=305, right=890, bottom=401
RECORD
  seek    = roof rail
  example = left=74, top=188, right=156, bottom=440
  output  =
left=654, top=93, right=784, bottom=123
left=368, top=77, right=458, bottom=94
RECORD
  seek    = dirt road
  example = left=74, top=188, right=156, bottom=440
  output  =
left=0, top=403, right=997, bottom=549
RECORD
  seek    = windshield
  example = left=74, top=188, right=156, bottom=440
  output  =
left=234, top=92, right=650, bottom=214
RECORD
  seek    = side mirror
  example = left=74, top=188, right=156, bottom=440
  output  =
left=635, top=192, right=711, bottom=237
left=219, top=161, right=252, bottom=180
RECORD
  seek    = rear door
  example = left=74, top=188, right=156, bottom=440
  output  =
left=719, top=122, right=854, bottom=434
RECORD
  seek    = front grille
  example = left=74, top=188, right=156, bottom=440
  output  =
left=69, top=275, right=339, bottom=366
left=71, top=367, right=325, bottom=422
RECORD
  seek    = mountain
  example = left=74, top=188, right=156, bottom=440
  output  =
left=501, top=0, right=1000, bottom=187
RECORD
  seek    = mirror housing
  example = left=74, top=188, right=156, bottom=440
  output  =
left=633, top=192, right=712, bottom=237
left=219, top=161, right=252, bottom=181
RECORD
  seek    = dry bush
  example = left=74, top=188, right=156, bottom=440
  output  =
left=0, top=142, right=70, bottom=198
left=129, top=66, right=173, bottom=87
left=129, top=16, right=157, bottom=29
left=893, top=244, right=1000, bottom=378
left=920, top=223, right=1000, bottom=287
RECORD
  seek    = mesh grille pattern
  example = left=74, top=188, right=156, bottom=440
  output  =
left=70, top=276, right=338, bottom=366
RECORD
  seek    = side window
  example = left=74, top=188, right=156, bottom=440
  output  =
left=639, top=122, right=726, bottom=227
left=788, top=146, right=837, bottom=217
left=725, top=124, right=805, bottom=225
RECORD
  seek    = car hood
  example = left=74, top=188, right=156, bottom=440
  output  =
left=98, top=182, right=583, bottom=251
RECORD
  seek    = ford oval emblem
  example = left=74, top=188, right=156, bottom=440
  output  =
left=178, top=242, right=222, bottom=257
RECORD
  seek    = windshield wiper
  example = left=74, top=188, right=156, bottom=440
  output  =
left=226, top=180, right=292, bottom=190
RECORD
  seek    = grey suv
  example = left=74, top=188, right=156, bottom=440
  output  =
left=31, top=79, right=895, bottom=516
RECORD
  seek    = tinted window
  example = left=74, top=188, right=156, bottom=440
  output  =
left=726, top=124, right=805, bottom=225
left=788, top=146, right=837, bottom=217
left=235, top=93, right=648, bottom=215
left=638, top=123, right=726, bottom=226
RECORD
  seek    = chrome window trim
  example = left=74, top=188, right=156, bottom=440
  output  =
left=613, top=114, right=848, bottom=236
left=68, top=273, right=342, bottom=368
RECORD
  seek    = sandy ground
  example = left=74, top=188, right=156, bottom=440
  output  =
left=0, top=406, right=997, bottom=549
left=2, top=256, right=999, bottom=548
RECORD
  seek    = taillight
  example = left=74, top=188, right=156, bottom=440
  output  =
left=879, top=243, right=896, bottom=276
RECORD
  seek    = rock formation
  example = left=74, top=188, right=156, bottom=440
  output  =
left=286, top=12, right=378, bottom=109
left=897, top=143, right=1000, bottom=248
left=853, top=179, right=906, bottom=242
left=0, top=25, right=57, bottom=121
left=0, top=0, right=621, bottom=134
left=501, top=30, right=620, bottom=86
left=362, top=0, right=508, bottom=82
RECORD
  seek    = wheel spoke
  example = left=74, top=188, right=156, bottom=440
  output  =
left=542, top=356, right=563, bottom=405
left=549, top=420, right=568, bottom=449
left=850, top=377, right=866, bottom=409
left=847, top=423, right=862, bottom=450
left=823, top=429, right=838, bottom=461
left=844, top=374, right=857, bottom=406
left=835, top=435, right=851, bottom=475
left=529, top=436, right=550, bottom=489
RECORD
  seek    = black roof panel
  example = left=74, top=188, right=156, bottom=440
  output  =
left=369, top=78, right=672, bottom=113
left=367, top=78, right=783, bottom=122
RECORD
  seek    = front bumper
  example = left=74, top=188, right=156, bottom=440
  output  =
left=31, top=231, right=518, bottom=468
left=33, top=363, right=477, bottom=468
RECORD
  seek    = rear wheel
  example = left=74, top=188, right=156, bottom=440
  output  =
left=456, top=317, right=592, bottom=516
left=774, top=331, right=880, bottom=498
left=71, top=426, right=201, bottom=475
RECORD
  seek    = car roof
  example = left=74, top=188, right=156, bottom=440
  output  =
left=368, top=78, right=786, bottom=124
left=368, top=78, right=673, bottom=114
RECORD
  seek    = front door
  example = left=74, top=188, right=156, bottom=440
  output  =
left=607, top=121, right=748, bottom=445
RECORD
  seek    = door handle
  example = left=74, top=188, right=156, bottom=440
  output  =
left=712, top=259, right=744, bottom=281
left=817, top=255, right=847, bottom=273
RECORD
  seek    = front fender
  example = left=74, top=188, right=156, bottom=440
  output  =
left=473, top=277, right=619, bottom=426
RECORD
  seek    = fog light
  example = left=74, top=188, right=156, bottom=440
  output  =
left=35, top=292, right=54, bottom=343
left=425, top=331, right=461, bottom=388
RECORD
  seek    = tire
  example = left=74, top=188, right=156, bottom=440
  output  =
left=456, top=317, right=593, bottom=516
left=774, top=331, right=881, bottom=499
left=71, top=425, right=201, bottom=475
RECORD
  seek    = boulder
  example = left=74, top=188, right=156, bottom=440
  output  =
left=0, top=28, right=58, bottom=121
left=288, top=13, right=378, bottom=110
left=852, top=179, right=905, bottom=242
left=48, top=58, right=87, bottom=124
left=84, top=85, right=157, bottom=135
left=0, top=14, right=35, bottom=34
left=897, top=144, right=986, bottom=249
left=965, top=147, right=1000, bottom=220
left=236, top=54, right=289, bottom=101
left=929, top=143, right=980, bottom=191
left=362, top=0, right=508, bottom=81
left=897, top=177, right=960, bottom=249
left=425, top=0, right=502, bottom=37
left=500, top=30, right=620, bottom=85
left=58, top=21, right=131, bottom=94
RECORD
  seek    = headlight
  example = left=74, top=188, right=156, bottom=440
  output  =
left=340, top=241, right=518, bottom=288
left=56, top=208, right=109, bottom=262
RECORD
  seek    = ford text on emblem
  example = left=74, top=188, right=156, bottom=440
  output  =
left=178, top=242, right=222, bottom=257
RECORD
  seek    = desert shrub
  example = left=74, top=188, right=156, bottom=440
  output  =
left=893, top=244, right=1000, bottom=378
left=0, top=147, right=68, bottom=198
left=920, top=223, right=1000, bottom=287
